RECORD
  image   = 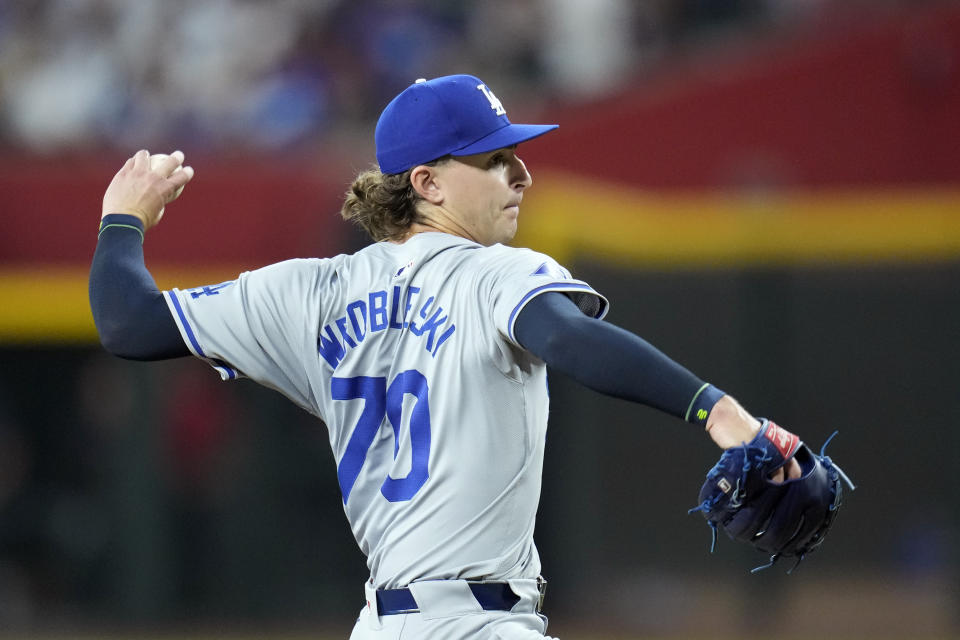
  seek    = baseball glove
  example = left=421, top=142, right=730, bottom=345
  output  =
left=689, top=419, right=854, bottom=572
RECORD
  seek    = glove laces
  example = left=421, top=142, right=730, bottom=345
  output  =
left=691, top=430, right=856, bottom=573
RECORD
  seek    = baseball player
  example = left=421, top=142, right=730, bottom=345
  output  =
left=90, top=75, right=801, bottom=639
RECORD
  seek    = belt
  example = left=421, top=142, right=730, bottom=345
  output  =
left=376, top=580, right=545, bottom=616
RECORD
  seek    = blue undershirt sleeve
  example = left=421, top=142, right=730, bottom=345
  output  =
left=89, top=214, right=190, bottom=360
left=514, top=291, right=724, bottom=426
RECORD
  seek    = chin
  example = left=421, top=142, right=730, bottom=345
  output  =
left=496, top=226, right=518, bottom=245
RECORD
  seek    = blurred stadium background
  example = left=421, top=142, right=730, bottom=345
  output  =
left=1, top=0, right=958, bottom=638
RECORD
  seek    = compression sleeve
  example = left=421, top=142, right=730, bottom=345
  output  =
left=89, top=214, right=190, bottom=360
left=514, top=291, right=724, bottom=426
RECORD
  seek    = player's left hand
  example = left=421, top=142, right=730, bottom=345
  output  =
left=704, top=395, right=800, bottom=482
left=690, top=420, right=855, bottom=572
left=102, top=149, right=194, bottom=230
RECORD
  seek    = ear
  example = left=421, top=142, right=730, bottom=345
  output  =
left=409, top=165, right=444, bottom=205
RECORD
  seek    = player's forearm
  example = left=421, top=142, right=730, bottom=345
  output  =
left=89, top=214, right=189, bottom=360
left=515, top=292, right=722, bottom=424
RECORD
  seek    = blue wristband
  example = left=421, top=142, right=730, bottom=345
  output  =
left=685, top=383, right=725, bottom=426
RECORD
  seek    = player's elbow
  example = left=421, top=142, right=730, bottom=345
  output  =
left=90, top=275, right=184, bottom=360
left=95, top=315, right=145, bottom=360
left=91, top=297, right=159, bottom=360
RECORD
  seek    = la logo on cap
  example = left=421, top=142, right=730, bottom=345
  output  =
left=477, top=84, right=506, bottom=116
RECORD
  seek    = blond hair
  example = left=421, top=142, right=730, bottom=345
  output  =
left=341, top=159, right=446, bottom=242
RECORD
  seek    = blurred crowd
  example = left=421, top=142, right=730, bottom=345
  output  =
left=0, top=0, right=873, bottom=156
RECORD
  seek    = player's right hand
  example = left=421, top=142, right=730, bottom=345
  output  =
left=102, top=149, right=194, bottom=231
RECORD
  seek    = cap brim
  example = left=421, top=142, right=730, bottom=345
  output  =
left=450, top=123, right=558, bottom=157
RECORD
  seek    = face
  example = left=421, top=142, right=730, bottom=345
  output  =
left=428, top=146, right=533, bottom=246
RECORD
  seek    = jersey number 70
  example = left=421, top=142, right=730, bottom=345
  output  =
left=332, top=370, right=431, bottom=504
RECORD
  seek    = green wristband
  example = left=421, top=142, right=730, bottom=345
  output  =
left=685, top=383, right=725, bottom=425
left=98, top=219, right=145, bottom=244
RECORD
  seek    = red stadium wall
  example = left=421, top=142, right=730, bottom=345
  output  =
left=0, top=156, right=349, bottom=267
left=521, top=2, right=960, bottom=188
left=514, top=2, right=960, bottom=267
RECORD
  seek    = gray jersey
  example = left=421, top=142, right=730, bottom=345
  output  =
left=164, top=232, right=607, bottom=588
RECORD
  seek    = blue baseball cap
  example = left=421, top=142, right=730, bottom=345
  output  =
left=375, top=74, right=558, bottom=175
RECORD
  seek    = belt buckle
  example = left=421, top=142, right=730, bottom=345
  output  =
left=535, top=576, right=547, bottom=613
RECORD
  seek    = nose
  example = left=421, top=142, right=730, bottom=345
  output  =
left=510, top=154, right=532, bottom=191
